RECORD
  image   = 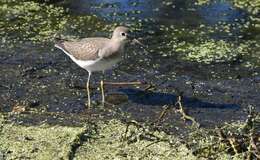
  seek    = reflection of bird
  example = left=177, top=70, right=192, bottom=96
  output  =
left=55, top=26, right=131, bottom=108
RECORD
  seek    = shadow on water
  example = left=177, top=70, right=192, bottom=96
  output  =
left=119, top=88, right=240, bottom=109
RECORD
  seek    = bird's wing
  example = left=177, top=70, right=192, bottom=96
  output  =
left=55, top=38, right=110, bottom=61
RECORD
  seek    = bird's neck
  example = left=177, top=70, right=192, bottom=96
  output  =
left=109, top=39, right=125, bottom=51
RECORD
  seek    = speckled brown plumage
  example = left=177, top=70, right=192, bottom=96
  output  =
left=56, top=38, right=110, bottom=61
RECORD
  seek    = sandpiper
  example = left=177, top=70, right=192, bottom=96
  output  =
left=55, top=26, right=131, bottom=107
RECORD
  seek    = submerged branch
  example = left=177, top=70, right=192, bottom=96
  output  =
left=175, top=95, right=200, bottom=128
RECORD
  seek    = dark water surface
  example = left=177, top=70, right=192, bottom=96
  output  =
left=0, top=0, right=259, bottom=133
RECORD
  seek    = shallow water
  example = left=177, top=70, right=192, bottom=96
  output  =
left=0, top=0, right=260, bottom=133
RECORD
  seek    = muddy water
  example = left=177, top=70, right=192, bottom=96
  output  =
left=0, top=0, right=259, bottom=134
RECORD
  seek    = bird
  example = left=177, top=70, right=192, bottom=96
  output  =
left=55, top=26, right=131, bottom=108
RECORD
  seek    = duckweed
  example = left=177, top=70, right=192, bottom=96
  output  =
left=233, top=0, right=260, bottom=30
left=181, top=39, right=247, bottom=64
left=0, top=0, right=110, bottom=48
left=232, top=0, right=260, bottom=15
left=0, top=1, right=67, bottom=45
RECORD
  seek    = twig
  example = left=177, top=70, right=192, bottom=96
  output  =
left=243, top=105, right=255, bottom=132
left=123, top=120, right=142, bottom=141
left=123, top=120, right=167, bottom=145
left=144, top=140, right=162, bottom=148
left=144, top=83, right=156, bottom=91
left=228, top=137, right=239, bottom=155
left=175, top=95, right=199, bottom=127
left=217, top=128, right=227, bottom=141
left=155, top=105, right=171, bottom=124
left=248, top=129, right=260, bottom=159
left=103, top=81, right=145, bottom=85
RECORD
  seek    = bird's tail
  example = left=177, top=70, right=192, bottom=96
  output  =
left=53, top=33, right=68, bottom=49
left=54, top=41, right=64, bottom=50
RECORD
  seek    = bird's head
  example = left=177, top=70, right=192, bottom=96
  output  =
left=111, top=26, right=146, bottom=48
left=111, top=26, right=130, bottom=43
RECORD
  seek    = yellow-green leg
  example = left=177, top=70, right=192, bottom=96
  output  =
left=86, top=71, right=91, bottom=108
left=100, top=79, right=105, bottom=106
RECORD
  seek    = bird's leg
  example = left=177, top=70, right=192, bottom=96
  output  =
left=100, top=71, right=105, bottom=106
left=86, top=71, right=92, bottom=108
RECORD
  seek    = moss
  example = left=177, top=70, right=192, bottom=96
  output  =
left=0, top=113, right=84, bottom=160
left=0, top=111, right=259, bottom=159
left=74, top=119, right=197, bottom=160
left=0, top=113, right=198, bottom=160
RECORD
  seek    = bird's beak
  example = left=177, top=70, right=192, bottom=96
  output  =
left=132, top=38, right=146, bottom=48
left=128, top=34, right=146, bottom=48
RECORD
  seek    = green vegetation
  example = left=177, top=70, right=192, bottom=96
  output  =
left=180, top=39, right=247, bottom=64
left=191, top=0, right=260, bottom=66
left=0, top=0, right=109, bottom=48
left=233, top=0, right=260, bottom=16
left=0, top=113, right=84, bottom=160
left=0, top=0, right=67, bottom=46
left=0, top=113, right=197, bottom=160
left=75, top=120, right=197, bottom=160
left=188, top=121, right=260, bottom=159
left=0, top=0, right=259, bottom=66
left=196, top=0, right=260, bottom=29
left=0, top=111, right=259, bottom=159
left=157, top=25, right=253, bottom=65
left=232, top=0, right=260, bottom=43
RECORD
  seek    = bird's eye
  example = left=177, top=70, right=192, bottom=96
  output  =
left=121, top=32, right=126, bottom=36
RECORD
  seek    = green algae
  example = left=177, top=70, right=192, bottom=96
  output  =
left=74, top=119, right=197, bottom=160
left=157, top=25, right=247, bottom=64
left=229, top=0, right=260, bottom=34
left=0, top=113, right=85, bottom=160
left=190, top=0, right=260, bottom=66
left=0, top=0, right=109, bottom=48
left=0, top=113, right=198, bottom=160
left=232, top=0, right=260, bottom=16
left=0, top=1, right=67, bottom=46
left=0, top=111, right=259, bottom=159
left=195, top=0, right=210, bottom=6
left=196, top=0, right=260, bottom=16
left=180, top=39, right=248, bottom=64
left=157, top=17, right=260, bottom=67
left=1, top=0, right=259, bottom=66
left=0, top=0, right=144, bottom=49
left=196, top=0, right=260, bottom=29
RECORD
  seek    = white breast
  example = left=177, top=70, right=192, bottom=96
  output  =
left=74, top=55, right=122, bottom=72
